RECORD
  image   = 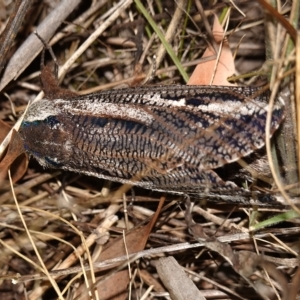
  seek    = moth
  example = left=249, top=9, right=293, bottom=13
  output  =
left=19, top=84, right=285, bottom=204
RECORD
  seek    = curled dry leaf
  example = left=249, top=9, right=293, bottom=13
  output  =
left=188, top=15, right=236, bottom=86
left=0, top=122, right=28, bottom=183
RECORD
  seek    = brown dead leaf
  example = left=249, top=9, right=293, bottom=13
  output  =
left=0, top=124, right=27, bottom=183
left=188, top=15, right=236, bottom=86
left=74, top=196, right=166, bottom=300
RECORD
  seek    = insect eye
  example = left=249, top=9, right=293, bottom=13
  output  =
left=44, top=116, right=60, bottom=129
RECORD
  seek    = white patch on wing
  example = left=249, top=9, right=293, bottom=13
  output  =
left=147, top=93, right=186, bottom=106
left=173, top=98, right=186, bottom=106
left=196, top=100, right=262, bottom=115
left=59, top=100, right=154, bottom=125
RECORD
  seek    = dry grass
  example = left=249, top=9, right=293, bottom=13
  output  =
left=0, top=0, right=298, bottom=299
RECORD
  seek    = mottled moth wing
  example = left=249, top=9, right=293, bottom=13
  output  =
left=19, top=85, right=284, bottom=200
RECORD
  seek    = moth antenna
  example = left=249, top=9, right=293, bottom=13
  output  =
left=34, top=30, right=59, bottom=78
